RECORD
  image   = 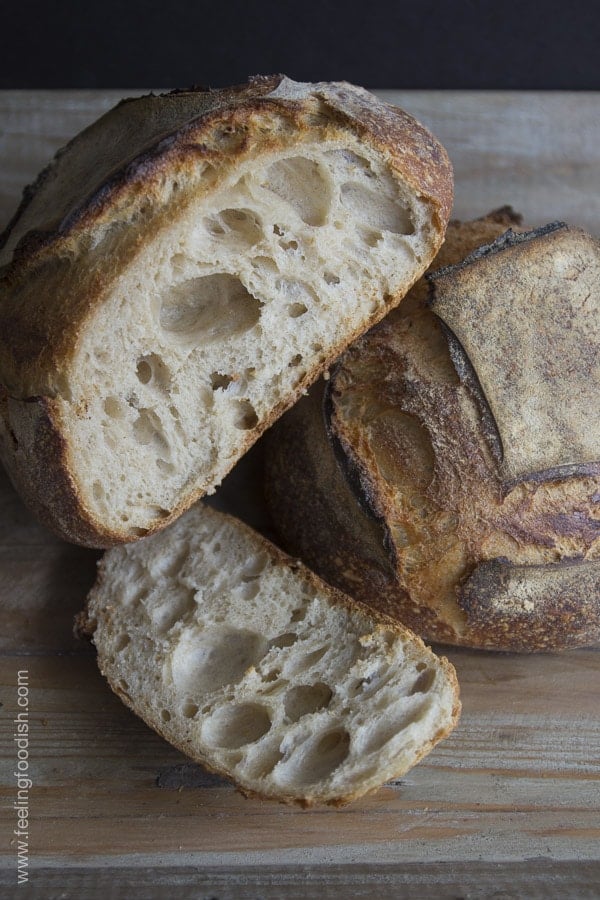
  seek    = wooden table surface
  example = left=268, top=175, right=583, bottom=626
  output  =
left=0, top=90, right=599, bottom=899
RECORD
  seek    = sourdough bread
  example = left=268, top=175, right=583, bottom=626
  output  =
left=265, top=210, right=600, bottom=651
left=0, top=76, right=452, bottom=547
left=79, top=503, right=460, bottom=806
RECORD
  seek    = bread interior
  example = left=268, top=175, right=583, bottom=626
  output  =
left=65, top=138, right=433, bottom=535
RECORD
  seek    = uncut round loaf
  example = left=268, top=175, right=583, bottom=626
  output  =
left=265, top=210, right=600, bottom=652
left=0, top=75, right=452, bottom=547
left=79, top=503, right=460, bottom=806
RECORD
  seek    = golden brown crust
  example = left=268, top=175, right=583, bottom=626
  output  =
left=0, top=76, right=452, bottom=547
left=265, top=210, right=600, bottom=652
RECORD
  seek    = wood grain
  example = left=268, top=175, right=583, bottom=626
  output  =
left=0, top=90, right=599, bottom=899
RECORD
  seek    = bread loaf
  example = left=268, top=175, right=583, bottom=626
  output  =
left=78, top=503, right=460, bottom=806
left=265, top=210, right=600, bottom=651
left=0, top=76, right=452, bottom=547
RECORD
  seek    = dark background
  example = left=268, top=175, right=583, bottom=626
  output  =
left=1, top=0, right=599, bottom=89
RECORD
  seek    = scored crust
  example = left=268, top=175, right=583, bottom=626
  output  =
left=429, top=224, right=600, bottom=487
left=265, top=209, right=600, bottom=651
left=0, top=75, right=453, bottom=547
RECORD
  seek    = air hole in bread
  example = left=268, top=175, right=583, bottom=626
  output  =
left=152, top=589, right=195, bottom=634
left=153, top=546, right=189, bottom=579
left=93, top=481, right=104, bottom=500
left=204, top=219, right=225, bottom=236
left=238, top=580, right=260, bottom=601
left=290, top=606, right=307, bottom=623
left=240, top=553, right=269, bottom=580
left=349, top=662, right=393, bottom=699
left=284, top=683, right=333, bottom=722
left=364, top=230, right=382, bottom=248
left=234, top=400, right=258, bottom=430
left=262, top=157, right=330, bottom=226
left=159, top=274, right=262, bottom=342
left=210, top=372, right=233, bottom=391
left=114, top=633, right=130, bottom=652
left=323, top=272, right=340, bottom=285
left=214, top=125, right=247, bottom=151
left=251, top=255, right=278, bottom=275
left=182, top=701, right=199, bottom=719
left=160, top=709, right=171, bottom=723
left=327, top=148, right=373, bottom=176
left=204, top=208, right=262, bottom=246
left=135, top=354, right=171, bottom=390
left=156, top=459, right=176, bottom=474
left=289, top=354, right=303, bottom=368
left=104, top=396, right=126, bottom=419
left=244, top=744, right=285, bottom=778
left=279, top=728, right=350, bottom=786
left=360, top=702, right=429, bottom=754
left=301, top=646, right=328, bottom=668
left=202, top=703, right=272, bottom=749
left=147, top=505, right=170, bottom=520
left=410, top=668, right=435, bottom=695
left=340, top=182, right=415, bottom=235
left=260, top=677, right=288, bottom=696
left=136, top=359, right=152, bottom=384
left=288, top=303, right=308, bottom=318
left=169, top=627, right=268, bottom=695
left=269, top=632, right=299, bottom=650
left=280, top=239, right=298, bottom=251
left=132, top=408, right=168, bottom=452
left=379, top=630, right=396, bottom=648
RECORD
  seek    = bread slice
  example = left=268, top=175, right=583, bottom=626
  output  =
left=0, top=75, right=452, bottom=547
left=265, top=210, right=600, bottom=651
left=78, top=503, right=460, bottom=806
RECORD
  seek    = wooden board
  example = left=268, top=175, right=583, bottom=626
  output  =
left=0, top=90, right=599, bottom=899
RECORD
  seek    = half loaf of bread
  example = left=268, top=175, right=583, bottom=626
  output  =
left=78, top=503, right=460, bottom=806
left=0, top=75, right=452, bottom=547
left=265, top=210, right=600, bottom=651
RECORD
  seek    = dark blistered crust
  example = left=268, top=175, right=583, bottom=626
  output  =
left=436, top=320, right=504, bottom=467
left=0, top=76, right=285, bottom=267
left=0, top=393, right=102, bottom=546
left=459, top=557, right=600, bottom=651
left=265, top=383, right=397, bottom=591
left=323, top=373, right=389, bottom=526
left=426, top=222, right=566, bottom=282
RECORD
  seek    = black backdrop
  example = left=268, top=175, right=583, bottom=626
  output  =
left=1, top=0, right=599, bottom=89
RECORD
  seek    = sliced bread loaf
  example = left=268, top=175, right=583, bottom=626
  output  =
left=79, top=503, right=460, bottom=806
left=0, top=75, right=452, bottom=547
